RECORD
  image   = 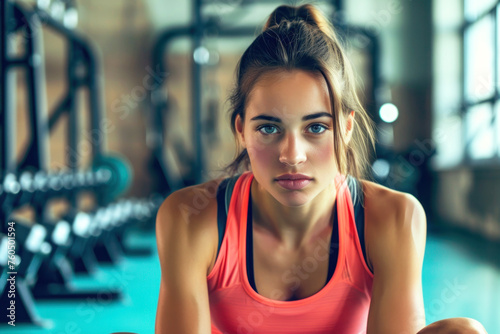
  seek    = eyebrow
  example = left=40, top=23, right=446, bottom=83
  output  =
left=250, top=112, right=333, bottom=122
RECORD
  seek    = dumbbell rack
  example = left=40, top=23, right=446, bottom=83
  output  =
left=0, top=0, right=158, bottom=326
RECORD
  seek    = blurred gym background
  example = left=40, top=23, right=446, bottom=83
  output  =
left=1, top=0, right=499, bottom=333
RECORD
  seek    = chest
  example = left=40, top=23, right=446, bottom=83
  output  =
left=250, top=226, right=335, bottom=301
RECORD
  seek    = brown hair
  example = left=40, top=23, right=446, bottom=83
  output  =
left=225, top=3, right=376, bottom=180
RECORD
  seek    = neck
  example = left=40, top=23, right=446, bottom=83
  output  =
left=250, top=179, right=338, bottom=250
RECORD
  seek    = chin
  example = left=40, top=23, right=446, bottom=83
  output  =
left=271, top=187, right=312, bottom=207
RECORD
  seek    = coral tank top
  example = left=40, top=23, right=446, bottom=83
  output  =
left=207, top=172, right=374, bottom=334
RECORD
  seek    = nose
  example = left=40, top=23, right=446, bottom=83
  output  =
left=279, top=132, right=307, bottom=166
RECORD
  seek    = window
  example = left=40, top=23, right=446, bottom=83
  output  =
left=463, top=0, right=499, bottom=163
left=432, top=0, right=500, bottom=168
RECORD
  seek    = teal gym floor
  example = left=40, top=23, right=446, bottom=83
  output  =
left=2, top=227, right=499, bottom=334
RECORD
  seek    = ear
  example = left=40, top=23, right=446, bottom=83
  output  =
left=235, top=114, right=246, bottom=148
left=345, top=110, right=355, bottom=144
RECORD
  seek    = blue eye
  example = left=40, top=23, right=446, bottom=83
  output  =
left=308, top=124, right=327, bottom=134
left=258, top=125, right=279, bottom=135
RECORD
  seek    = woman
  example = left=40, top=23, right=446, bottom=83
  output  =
left=155, top=4, right=487, bottom=333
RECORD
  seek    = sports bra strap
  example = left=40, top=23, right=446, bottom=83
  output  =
left=348, top=175, right=367, bottom=268
left=224, top=175, right=239, bottom=214
left=215, top=175, right=240, bottom=257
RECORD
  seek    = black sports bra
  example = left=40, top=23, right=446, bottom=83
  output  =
left=215, top=175, right=371, bottom=293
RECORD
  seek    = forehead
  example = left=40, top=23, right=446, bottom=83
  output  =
left=246, top=69, right=332, bottom=120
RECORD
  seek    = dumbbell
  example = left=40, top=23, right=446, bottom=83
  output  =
left=32, top=217, right=121, bottom=301
left=1, top=173, right=21, bottom=216
left=111, top=199, right=154, bottom=257
left=16, top=171, right=37, bottom=208
left=0, top=221, right=51, bottom=325
left=65, top=207, right=120, bottom=270
left=31, top=170, right=50, bottom=205
left=92, top=154, right=133, bottom=205
left=0, top=233, right=11, bottom=292
left=92, top=203, right=125, bottom=264
left=65, top=210, right=101, bottom=274
left=32, top=219, right=73, bottom=292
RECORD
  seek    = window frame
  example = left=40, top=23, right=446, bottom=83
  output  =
left=461, top=0, right=500, bottom=165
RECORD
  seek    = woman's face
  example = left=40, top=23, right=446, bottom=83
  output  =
left=236, top=70, right=347, bottom=207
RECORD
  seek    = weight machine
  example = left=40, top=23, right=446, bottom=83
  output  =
left=0, top=0, right=156, bottom=326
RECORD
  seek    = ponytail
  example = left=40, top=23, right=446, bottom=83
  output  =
left=263, top=4, right=336, bottom=41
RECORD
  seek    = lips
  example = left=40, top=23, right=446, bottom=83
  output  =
left=275, top=174, right=312, bottom=180
left=275, top=174, right=312, bottom=190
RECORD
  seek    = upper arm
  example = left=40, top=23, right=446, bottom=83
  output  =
left=155, top=189, right=217, bottom=334
left=366, top=192, right=427, bottom=334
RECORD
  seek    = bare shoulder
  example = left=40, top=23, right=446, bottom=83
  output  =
left=360, top=179, right=426, bottom=231
left=359, top=180, right=427, bottom=271
left=155, top=178, right=224, bottom=275
left=157, top=178, right=223, bottom=227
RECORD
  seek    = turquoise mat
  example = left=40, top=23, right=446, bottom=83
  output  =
left=2, top=229, right=499, bottom=333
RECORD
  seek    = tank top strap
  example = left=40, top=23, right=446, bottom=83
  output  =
left=207, top=172, right=252, bottom=285
left=336, top=174, right=374, bottom=290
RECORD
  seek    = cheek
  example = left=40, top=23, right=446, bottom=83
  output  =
left=312, top=137, right=336, bottom=165
left=246, top=136, right=278, bottom=165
